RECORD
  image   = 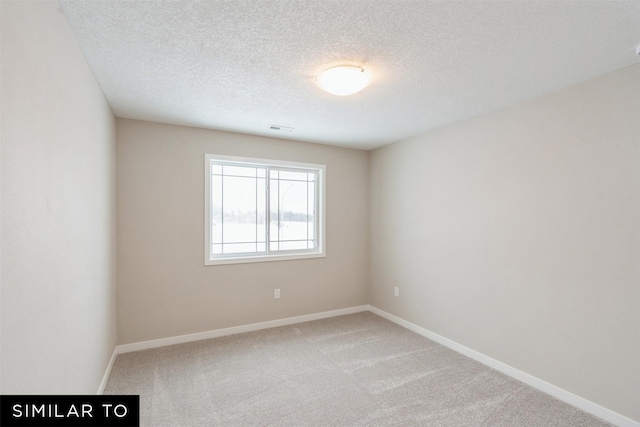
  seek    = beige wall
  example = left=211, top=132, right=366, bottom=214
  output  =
left=116, top=119, right=369, bottom=344
left=370, top=64, right=640, bottom=421
left=2, top=4, right=635, bottom=420
left=0, top=1, right=117, bottom=393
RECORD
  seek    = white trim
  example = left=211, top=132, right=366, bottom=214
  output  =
left=117, top=305, right=368, bottom=354
left=206, top=251, right=325, bottom=266
left=204, top=153, right=326, bottom=266
left=205, top=153, right=325, bottom=171
left=97, top=347, right=118, bottom=395
left=109, top=304, right=638, bottom=426
left=368, top=305, right=639, bottom=427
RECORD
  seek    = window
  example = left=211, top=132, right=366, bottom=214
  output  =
left=205, top=154, right=325, bottom=265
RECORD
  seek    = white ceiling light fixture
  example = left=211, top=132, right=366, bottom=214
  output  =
left=317, top=66, right=370, bottom=96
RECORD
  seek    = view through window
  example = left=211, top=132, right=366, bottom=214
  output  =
left=205, top=154, right=325, bottom=265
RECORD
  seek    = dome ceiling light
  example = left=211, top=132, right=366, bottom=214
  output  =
left=316, top=66, right=370, bottom=96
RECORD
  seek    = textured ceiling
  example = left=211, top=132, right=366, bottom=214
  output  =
left=60, top=0, right=640, bottom=150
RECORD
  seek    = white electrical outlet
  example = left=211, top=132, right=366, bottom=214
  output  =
left=394, top=286, right=399, bottom=297
left=274, top=288, right=281, bottom=299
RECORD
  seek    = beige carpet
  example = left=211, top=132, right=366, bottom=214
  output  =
left=105, top=312, right=611, bottom=426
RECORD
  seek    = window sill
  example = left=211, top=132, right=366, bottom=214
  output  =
left=205, top=251, right=325, bottom=266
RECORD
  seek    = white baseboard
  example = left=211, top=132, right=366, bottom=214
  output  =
left=107, top=304, right=637, bottom=426
left=97, top=346, right=118, bottom=395
left=117, top=305, right=369, bottom=354
left=368, top=305, right=639, bottom=427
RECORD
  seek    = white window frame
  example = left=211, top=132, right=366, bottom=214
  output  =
left=205, top=154, right=326, bottom=265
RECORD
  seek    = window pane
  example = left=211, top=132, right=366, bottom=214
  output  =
left=223, top=165, right=257, bottom=177
left=280, top=240, right=308, bottom=251
left=257, top=178, right=266, bottom=243
left=308, top=181, right=315, bottom=241
left=307, top=224, right=315, bottom=242
left=279, top=179, right=309, bottom=242
left=212, top=175, right=223, bottom=244
left=223, top=176, right=257, bottom=243
left=212, top=164, right=223, bottom=175
left=269, top=177, right=280, bottom=245
left=223, top=242, right=257, bottom=254
left=279, top=170, right=308, bottom=181
left=281, top=221, right=307, bottom=243
left=222, top=224, right=258, bottom=244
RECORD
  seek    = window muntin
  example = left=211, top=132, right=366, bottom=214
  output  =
left=205, top=154, right=325, bottom=265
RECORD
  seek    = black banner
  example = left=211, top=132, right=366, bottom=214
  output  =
left=0, top=395, right=139, bottom=427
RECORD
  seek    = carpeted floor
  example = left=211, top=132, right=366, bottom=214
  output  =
left=105, top=312, right=611, bottom=426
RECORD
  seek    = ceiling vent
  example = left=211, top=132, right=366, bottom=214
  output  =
left=269, top=125, right=294, bottom=132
